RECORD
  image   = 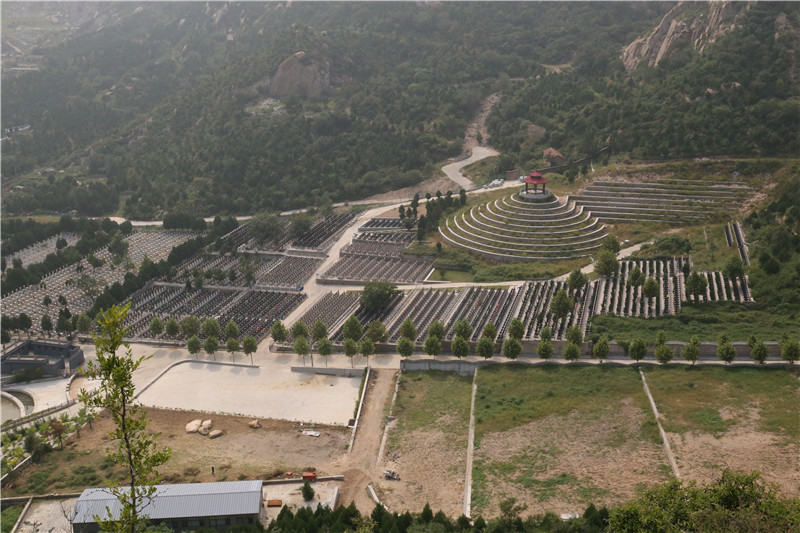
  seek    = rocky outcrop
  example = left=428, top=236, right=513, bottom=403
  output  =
left=268, top=51, right=330, bottom=98
left=622, top=1, right=749, bottom=70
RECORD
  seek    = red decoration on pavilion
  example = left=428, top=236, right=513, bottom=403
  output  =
left=523, top=171, right=547, bottom=194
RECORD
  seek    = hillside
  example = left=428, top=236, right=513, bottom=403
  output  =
left=3, top=2, right=669, bottom=218
left=2, top=2, right=797, bottom=220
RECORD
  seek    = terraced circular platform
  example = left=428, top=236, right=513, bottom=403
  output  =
left=439, top=191, right=608, bottom=261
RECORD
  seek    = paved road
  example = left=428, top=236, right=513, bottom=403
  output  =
left=441, top=146, right=500, bottom=190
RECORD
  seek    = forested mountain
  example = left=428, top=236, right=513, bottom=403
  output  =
left=2, top=2, right=796, bottom=219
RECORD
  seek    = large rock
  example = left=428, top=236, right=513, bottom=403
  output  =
left=269, top=51, right=330, bottom=98
left=249, top=420, right=261, bottom=429
left=185, top=419, right=202, bottom=433
left=209, top=430, right=223, bottom=439
left=199, top=426, right=210, bottom=436
left=201, top=419, right=213, bottom=429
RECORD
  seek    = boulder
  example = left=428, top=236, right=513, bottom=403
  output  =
left=201, top=419, right=213, bottom=429
left=209, top=430, right=223, bottom=439
left=199, top=426, right=210, bottom=436
left=185, top=419, right=202, bottom=433
left=248, top=420, right=261, bottom=429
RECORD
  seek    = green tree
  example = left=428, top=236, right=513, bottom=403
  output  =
left=271, top=320, right=288, bottom=343
left=627, top=266, right=645, bottom=287
left=566, top=325, right=583, bottom=346
left=360, top=337, right=375, bottom=366
left=204, top=336, right=219, bottom=360
left=342, top=315, right=364, bottom=342
left=717, top=338, right=736, bottom=364
left=508, top=318, right=525, bottom=341
left=751, top=340, right=768, bottom=364
left=224, top=320, right=239, bottom=341
left=41, top=314, right=53, bottom=336
left=567, top=269, right=589, bottom=291
left=453, top=318, right=473, bottom=340
left=360, top=281, right=397, bottom=311
left=289, top=213, right=313, bottom=240
left=202, top=318, right=221, bottom=339
left=18, top=313, right=32, bottom=336
left=550, top=289, right=574, bottom=319
left=655, top=344, right=674, bottom=365
left=56, top=314, right=72, bottom=336
left=452, top=336, right=470, bottom=358
left=242, top=336, right=258, bottom=365
left=165, top=318, right=180, bottom=338
left=250, top=212, right=285, bottom=245
left=427, top=320, right=445, bottom=340
left=602, top=234, right=621, bottom=254
left=477, top=336, right=494, bottom=359
left=181, top=316, right=200, bottom=338
left=397, top=337, right=414, bottom=358
left=301, top=481, right=315, bottom=501
left=643, top=277, right=659, bottom=299
left=317, top=337, right=333, bottom=367
left=399, top=318, right=417, bottom=340
left=629, top=337, right=648, bottom=362
left=186, top=335, right=202, bottom=359
left=226, top=337, right=240, bottom=362
left=293, top=336, right=310, bottom=366
left=723, top=256, right=745, bottom=279
left=780, top=336, right=799, bottom=365
left=682, top=337, right=701, bottom=365
left=424, top=335, right=441, bottom=359
left=594, top=250, right=619, bottom=277
left=312, top=320, right=329, bottom=343
left=502, top=338, right=522, bottom=360
left=481, top=322, right=497, bottom=341
left=343, top=338, right=358, bottom=368
left=366, top=320, right=388, bottom=343
left=686, top=271, right=708, bottom=301
left=291, top=321, right=309, bottom=340
left=539, top=326, right=552, bottom=342
left=593, top=334, right=610, bottom=363
left=78, top=304, right=171, bottom=533
left=537, top=339, right=554, bottom=360
left=655, top=330, right=667, bottom=346
left=2, top=328, right=10, bottom=345
left=149, top=316, right=164, bottom=338
left=563, top=342, right=580, bottom=362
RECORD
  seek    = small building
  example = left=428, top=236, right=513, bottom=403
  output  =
left=543, top=147, right=567, bottom=166
left=1, top=339, right=84, bottom=377
left=72, top=481, right=266, bottom=533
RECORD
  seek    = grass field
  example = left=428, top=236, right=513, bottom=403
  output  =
left=1, top=505, right=24, bottom=533
left=384, top=371, right=473, bottom=516
left=429, top=268, right=475, bottom=283
left=592, top=300, right=800, bottom=342
left=641, top=366, right=800, bottom=440
left=471, top=365, right=666, bottom=516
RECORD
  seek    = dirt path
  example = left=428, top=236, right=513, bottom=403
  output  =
left=333, top=369, right=398, bottom=512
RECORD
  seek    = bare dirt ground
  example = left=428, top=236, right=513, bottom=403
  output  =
left=473, top=399, right=670, bottom=518
left=6, top=407, right=350, bottom=496
left=331, top=369, right=398, bottom=513
left=379, top=418, right=468, bottom=518
left=668, top=407, right=800, bottom=497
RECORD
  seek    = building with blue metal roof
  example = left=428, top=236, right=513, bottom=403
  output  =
left=71, top=480, right=265, bottom=533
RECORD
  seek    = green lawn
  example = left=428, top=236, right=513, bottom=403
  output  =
left=473, top=365, right=654, bottom=439
left=591, top=301, right=800, bottom=342
left=1, top=505, right=24, bottom=533
left=641, top=366, right=800, bottom=441
left=391, top=371, right=472, bottom=438
left=429, top=269, right=475, bottom=283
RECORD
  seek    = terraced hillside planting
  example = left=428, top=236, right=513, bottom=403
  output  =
left=472, top=365, right=668, bottom=517
left=439, top=192, right=607, bottom=261
left=573, top=179, right=753, bottom=224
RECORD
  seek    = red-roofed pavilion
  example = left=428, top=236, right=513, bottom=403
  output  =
left=524, top=171, right=547, bottom=195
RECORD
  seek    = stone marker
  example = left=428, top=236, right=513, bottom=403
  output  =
left=185, top=419, right=202, bottom=433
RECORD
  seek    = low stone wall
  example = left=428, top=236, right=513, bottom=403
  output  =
left=290, top=367, right=363, bottom=378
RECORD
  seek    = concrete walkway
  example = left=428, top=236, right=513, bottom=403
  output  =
left=441, top=146, right=499, bottom=190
